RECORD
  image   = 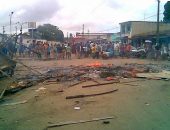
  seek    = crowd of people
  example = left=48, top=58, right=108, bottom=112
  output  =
left=16, top=41, right=72, bottom=60
left=13, top=40, right=135, bottom=60
left=72, top=41, right=133, bottom=59
left=3, top=39, right=168, bottom=60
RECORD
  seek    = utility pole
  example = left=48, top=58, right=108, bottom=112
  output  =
left=9, top=11, right=14, bottom=35
left=31, top=29, right=34, bottom=39
left=2, top=26, right=5, bottom=35
left=156, top=0, right=160, bottom=46
left=15, top=26, right=17, bottom=35
left=20, top=23, right=23, bottom=44
left=2, top=26, right=5, bottom=42
left=88, top=29, right=90, bottom=38
left=67, top=32, right=69, bottom=43
left=82, top=24, right=84, bottom=37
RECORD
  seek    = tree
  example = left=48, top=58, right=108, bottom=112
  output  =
left=163, top=1, right=170, bottom=23
left=37, top=24, right=64, bottom=42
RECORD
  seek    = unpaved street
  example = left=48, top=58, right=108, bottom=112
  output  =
left=0, top=58, right=170, bottom=130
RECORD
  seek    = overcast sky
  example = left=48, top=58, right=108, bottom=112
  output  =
left=0, top=0, right=168, bottom=36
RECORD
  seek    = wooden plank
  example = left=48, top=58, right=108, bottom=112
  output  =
left=47, top=116, right=115, bottom=128
left=66, top=89, right=118, bottom=99
left=82, top=80, right=120, bottom=88
left=0, top=100, right=27, bottom=106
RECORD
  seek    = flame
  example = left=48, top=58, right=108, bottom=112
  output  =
left=86, top=61, right=102, bottom=67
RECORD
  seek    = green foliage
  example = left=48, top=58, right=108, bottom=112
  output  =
left=37, top=24, right=64, bottom=42
left=163, top=1, right=170, bottom=23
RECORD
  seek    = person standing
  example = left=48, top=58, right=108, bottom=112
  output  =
left=126, top=43, right=132, bottom=58
left=57, top=44, right=62, bottom=60
left=114, top=42, right=119, bottom=57
left=61, top=44, right=66, bottom=60
left=50, top=45, right=55, bottom=59
left=119, top=43, right=125, bottom=58
left=91, top=44, right=96, bottom=59
left=66, top=44, right=72, bottom=59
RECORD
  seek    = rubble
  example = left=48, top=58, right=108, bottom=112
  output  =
left=2, top=62, right=170, bottom=97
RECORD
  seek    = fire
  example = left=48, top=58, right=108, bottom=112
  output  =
left=86, top=61, right=102, bottom=67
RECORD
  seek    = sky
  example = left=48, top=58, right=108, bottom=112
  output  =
left=0, top=0, right=168, bottom=36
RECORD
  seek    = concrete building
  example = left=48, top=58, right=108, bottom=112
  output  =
left=120, top=21, right=170, bottom=45
left=76, top=33, right=120, bottom=42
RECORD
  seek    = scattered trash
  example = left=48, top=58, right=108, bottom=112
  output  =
left=102, top=120, right=110, bottom=124
left=106, top=77, right=115, bottom=81
left=74, top=107, right=80, bottom=110
left=136, top=70, right=170, bottom=80
left=145, top=102, right=150, bottom=106
left=2, top=63, right=169, bottom=97
left=35, top=87, right=46, bottom=92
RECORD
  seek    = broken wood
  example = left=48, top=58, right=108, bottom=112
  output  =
left=82, top=80, right=119, bottom=88
left=119, top=83, right=138, bottom=86
left=68, top=80, right=86, bottom=87
left=0, top=100, right=27, bottom=106
left=43, top=82, right=59, bottom=85
left=47, top=116, right=115, bottom=128
left=66, top=89, right=118, bottom=99
left=120, top=79, right=145, bottom=84
left=49, top=90, right=64, bottom=94
left=0, top=69, right=18, bottom=100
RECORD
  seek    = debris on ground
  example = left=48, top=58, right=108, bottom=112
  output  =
left=0, top=100, right=27, bottom=106
left=46, top=116, right=115, bottom=129
left=2, top=62, right=170, bottom=96
left=74, top=106, right=80, bottom=110
left=35, top=87, right=46, bottom=92
left=82, top=81, right=119, bottom=88
left=136, top=70, right=170, bottom=80
left=66, top=89, right=118, bottom=99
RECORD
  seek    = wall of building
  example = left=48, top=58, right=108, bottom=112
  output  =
left=131, top=22, right=170, bottom=37
left=76, top=33, right=113, bottom=41
left=120, top=22, right=131, bottom=38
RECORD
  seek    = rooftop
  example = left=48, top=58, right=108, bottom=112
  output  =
left=119, top=21, right=170, bottom=24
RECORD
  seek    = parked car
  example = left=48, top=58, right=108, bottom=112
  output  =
left=130, top=46, right=146, bottom=58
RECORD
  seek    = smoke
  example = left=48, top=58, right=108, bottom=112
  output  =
left=16, top=0, right=60, bottom=22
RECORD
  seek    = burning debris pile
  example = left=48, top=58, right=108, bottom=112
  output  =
left=44, top=63, right=164, bottom=82
left=4, top=62, right=170, bottom=95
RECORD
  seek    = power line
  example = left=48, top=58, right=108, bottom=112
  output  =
left=95, top=12, right=164, bottom=33
left=138, top=12, right=163, bottom=21
left=88, top=0, right=105, bottom=15
left=66, top=0, right=105, bottom=33
left=98, top=27, right=119, bottom=32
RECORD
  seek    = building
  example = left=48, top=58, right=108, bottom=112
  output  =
left=120, top=21, right=170, bottom=46
left=0, top=34, right=2, bottom=42
left=76, top=32, right=120, bottom=42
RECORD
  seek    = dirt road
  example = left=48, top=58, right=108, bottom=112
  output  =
left=0, top=58, right=170, bottom=130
